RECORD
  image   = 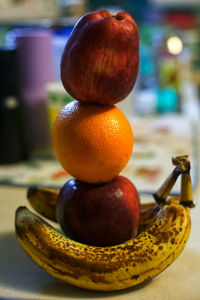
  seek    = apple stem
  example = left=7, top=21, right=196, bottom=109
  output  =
left=114, top=14, right=122, bottom=21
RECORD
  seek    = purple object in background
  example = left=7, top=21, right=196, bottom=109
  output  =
left=16, top=30, right=54, bottom=152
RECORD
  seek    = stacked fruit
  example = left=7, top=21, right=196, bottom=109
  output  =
left=15, top=10, right=195, bottom=292
left=52, top=10, right=140, bottom=246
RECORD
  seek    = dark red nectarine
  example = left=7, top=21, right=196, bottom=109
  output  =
left=56, top=176, right=140, bottom=246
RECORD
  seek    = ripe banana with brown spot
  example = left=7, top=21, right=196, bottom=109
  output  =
left=27, top=185, right=159, bottom=228
left=16, top=155, right=193, bottom=291
left=27, top=186, right=58, bottom=222
left=15, top=197, right=191, bottom=291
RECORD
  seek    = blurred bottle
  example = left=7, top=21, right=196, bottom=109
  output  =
left=52, top=27, right=73, bottom=81
left=15, top=29, right=54, bottom=153
left=132, top=41, right=158, bottom=116
left=0, top=47, right=28, bottom=164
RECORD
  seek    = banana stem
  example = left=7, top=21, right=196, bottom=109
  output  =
left=153, top=168, right=180, bottom=204
left=180, top=171, right=195, bottom=208
left=153, top=155, right=191, bottom=205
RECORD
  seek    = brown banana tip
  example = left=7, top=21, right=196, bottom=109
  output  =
left=172, top=155, right=190, bottom=173
left=180, top=201, right=195, bottom=208
left=15, top=206, right=27, bottom=217
left=27, top=186, right=37, bottom=198
left=15, top=206, right=27, bottom=230
left=152, top=193, right=166, bottom=205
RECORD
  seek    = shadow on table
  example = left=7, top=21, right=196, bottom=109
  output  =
left=0, top=231, right=152, bottom=298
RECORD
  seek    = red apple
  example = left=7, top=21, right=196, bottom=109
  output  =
left=56, top=175, right=140, bottom=246
left=61, top=10, right=139, bottom=105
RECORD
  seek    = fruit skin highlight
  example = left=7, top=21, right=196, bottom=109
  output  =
left=52, top=100, right=134, bottom=184
left=56, top=176, right=140, bottom=246
left=61, top=10, right=139, bottom=105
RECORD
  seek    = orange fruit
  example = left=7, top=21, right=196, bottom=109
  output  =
left=52, top=100, right=133, bottom=184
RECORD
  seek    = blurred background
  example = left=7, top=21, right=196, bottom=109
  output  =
left=0, top=0, right=200, bottom=193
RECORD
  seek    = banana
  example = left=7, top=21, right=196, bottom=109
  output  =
left=27, top=186, right=58, bottom=222
left=15, top=199, right=191, bottom=291
left=180, top=172, right=195, bottom=208
left=15, top=155, right=194, bottom=291
left=138, top=203, right=160, bottom=232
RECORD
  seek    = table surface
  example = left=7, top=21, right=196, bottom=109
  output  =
left=0, top=179, right=200, bottom=300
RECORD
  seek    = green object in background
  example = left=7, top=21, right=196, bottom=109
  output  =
left=46, top=81, right=74, bottom=126
left=63, top=94, right=73, bottom=105
left=159, top=57, right=179, bottom=91
left=49, top=92, right=72, bottom=106
left=0, top=27, right=10, bottom=46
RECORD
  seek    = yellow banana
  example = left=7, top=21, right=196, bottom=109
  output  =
left=138, top=203, right=160, bottom=232
left=15, top=199, right=191, bottom=291
left=27, top=186, right=58, bottom=222
left=15, top=155, right=193, bottom=291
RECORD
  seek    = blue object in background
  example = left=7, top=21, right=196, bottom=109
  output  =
left=52, top=27, right=73, bottom=81
left=157, top=87, right=178, bottom=113
left=53, top=27, right=73, bottom=37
